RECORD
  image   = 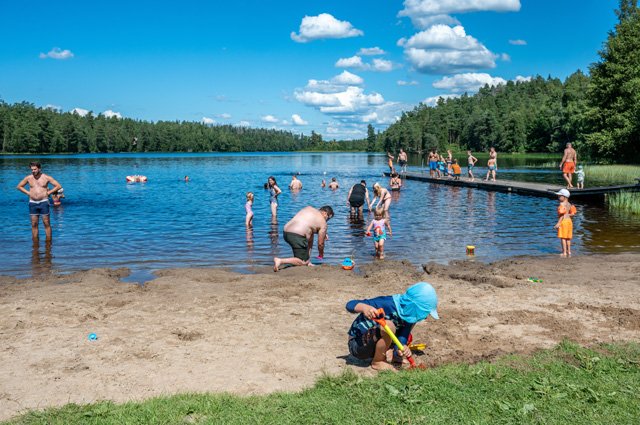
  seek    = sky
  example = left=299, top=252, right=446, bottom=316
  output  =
left=0, top=0, right=619, bottom=139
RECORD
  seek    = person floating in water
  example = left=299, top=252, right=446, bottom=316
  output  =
left=245, top=192, right=254, bottom=228
left=51, top=188, right=65, bottom=206
left=345, top=282, right=439, bottom=371
left=273, top=206, right=334, bottom=272
left=16, top=162, right=62, bottom=242
left=553, top=189, right=577, bottom=257
left=184, top=176, right=190, bottom=182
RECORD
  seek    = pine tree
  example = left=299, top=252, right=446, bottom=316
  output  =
left=366, top=124, right=376, bottom=152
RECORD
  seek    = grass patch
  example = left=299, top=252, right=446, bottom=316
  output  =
left=583, top=165, right=640, bottom=185
left=607, top=191, right=640, bottom=215
left=5, top=341, right=640, bottom=425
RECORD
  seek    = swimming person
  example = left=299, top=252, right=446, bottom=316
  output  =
left=347, top=180, right=371, bottom=217
left=397, top=148, right=408, bottom=173
left=267, top=176, right=282, bottom=220
left=273, top=206, right=334, bottom=272
left=467, top=150, right=478, bottom=181
left=554, top=189, right=577, bottom=257
left=16, top=162, right=62, bottom=242
left=560, top=142, right=577, bottom=188
left=289, top=175, right=303, bottom=191
left=328, top=177, right=339, bottom=190
left=245, top=192, right=254, bottom=228
left=366, top=208, right=391, bottom=259
left=345, top=282, right=439, bottom=371
left=50, top=188, right=65, bottom=206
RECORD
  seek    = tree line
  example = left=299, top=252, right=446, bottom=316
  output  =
left=376, top=0, right=640, bottom=163
left=0, top=102, right=366, bottom=154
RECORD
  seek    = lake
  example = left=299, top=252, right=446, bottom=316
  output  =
left=1, top=152, right=638, bottom=280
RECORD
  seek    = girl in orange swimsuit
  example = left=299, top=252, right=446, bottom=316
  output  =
left=553, top=189, right=577, bottom=257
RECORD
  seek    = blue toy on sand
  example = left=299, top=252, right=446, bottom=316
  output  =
left=342, top=257, right=354, bottom=270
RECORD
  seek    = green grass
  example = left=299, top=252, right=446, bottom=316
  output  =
left=5, top=341, right=640, bottom=425
left=607, top=191, right=640, bottom=215
left=583, top=165, right=640, bottom=185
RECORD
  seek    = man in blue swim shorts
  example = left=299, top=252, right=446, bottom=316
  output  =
left=16, top=162, right=61, bottom=241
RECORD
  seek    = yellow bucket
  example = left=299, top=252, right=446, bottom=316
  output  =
left=466, top=245, right=475, bottom=255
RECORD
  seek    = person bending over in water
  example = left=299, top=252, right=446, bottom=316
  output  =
left=366, top=208, right=391, bottom=259
left=245, top=192, right=254, bottom=228
left=553, top=189, right=577, bottom=257
left=372, top=183, right=392, bottom=220
left=347, top=180, right=371, bottom=217
left=273, top=206, right=334, bottom=272
left=346, top=282, right=439, bottom=371
left=267, top=176, right=282, bottom=220
left=16, top=162, right=62, bottom=242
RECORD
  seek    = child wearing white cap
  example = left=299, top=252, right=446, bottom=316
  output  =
left=554, top=189, right=577, bottom=257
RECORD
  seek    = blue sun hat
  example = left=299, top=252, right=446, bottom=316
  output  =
left=392, top=282, right=439, bottom=323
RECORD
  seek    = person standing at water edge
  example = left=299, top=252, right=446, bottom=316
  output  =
left=554, top=189, right=577, bottom=257
left=560, top=142, right=578, bottom=188
left=347, top=180, right=371, bottom=216
left=267, top=176, right=282, bottom=220
left=273, top=206, right=334, bottom=272
left=467, top=150, right=478, bottom=181
left=16, top=162, right=62, bottom=241
left=397, top=148, right=408, bottom=173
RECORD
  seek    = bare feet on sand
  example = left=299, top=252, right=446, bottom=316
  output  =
left=273, top=258, right=281, bottom=272
left=371, top=361, right=397, bottom=371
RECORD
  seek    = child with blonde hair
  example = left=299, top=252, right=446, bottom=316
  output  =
left=366, top=208, right=391, bottom=259
left=245, top=192, right=254, bottom=228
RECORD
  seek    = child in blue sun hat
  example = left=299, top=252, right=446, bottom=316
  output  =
left=345, top=282, right=439, bottom=370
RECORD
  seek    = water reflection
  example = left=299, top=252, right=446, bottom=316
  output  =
left=31, top=240, right=53, bottom=277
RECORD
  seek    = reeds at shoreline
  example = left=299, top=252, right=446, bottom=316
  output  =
left=607, top=191, right=640, bottom=215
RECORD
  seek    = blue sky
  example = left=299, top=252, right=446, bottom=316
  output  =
left=0, top=0, right=618, bottom=139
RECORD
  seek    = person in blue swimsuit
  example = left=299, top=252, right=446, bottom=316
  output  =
left=346, top=282, right=439, bottom=370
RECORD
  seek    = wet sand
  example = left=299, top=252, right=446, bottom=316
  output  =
left=1, top=253, right=639, bottom=420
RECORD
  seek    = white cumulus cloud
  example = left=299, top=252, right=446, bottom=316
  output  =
left=295, top=86, right=384, bottom=114
left=397, top=80, right=419, bottom=86
left=71, top=107, right=89, bottom=117
left=39, top=47, right=74, bottom=60
left=433, top=73, right=507, bottom=93
left=358, top=47, right=386, bottom=56
left=332, top=70, right=364, bottom=85
left=399, top=0, right=521, bottom=29
left=202, top=117, right=216, bottom=125
left=514, top=75, right=532, bottom=82
left=335, top=55, right=397, bottom=72
left=400, top=25, right=497, bottom=74
left=292, top=114, right=308, bottom=125
left=509, top=39, right=527, bottom=45
left=261, top=115, right=280, bottom=123
left=291, top=13, right=363, bottom=43
left=103, top=110, right=122, bottom=119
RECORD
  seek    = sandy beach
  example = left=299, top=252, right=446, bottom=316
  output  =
left=1, top=253, right=639, bottom=421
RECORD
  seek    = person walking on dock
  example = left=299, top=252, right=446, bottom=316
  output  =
left=560, top=142, right=577, bottom=189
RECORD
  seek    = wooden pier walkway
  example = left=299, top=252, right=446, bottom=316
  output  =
left=385, top=171, right=640, bottom=200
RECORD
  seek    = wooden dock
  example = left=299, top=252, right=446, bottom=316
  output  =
left=385, top=171, right=640, bottom=200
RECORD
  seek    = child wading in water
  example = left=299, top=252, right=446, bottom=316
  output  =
left=245, top=192, right=254, bottom=228
left=346, top=282, right=439, bottom=371
left=366, top=208, right=391, bottom=259
left=553, top=189, right=577, bottom=257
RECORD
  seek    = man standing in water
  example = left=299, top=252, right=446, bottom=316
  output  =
left=16, top=162, right=62, bottom=241
left=273, top=206, right=334, bottom=272
left=289, top=175, right=303, bottom=191
left=560, top=142, right=578, bottom=188
left=397, top=148, right=408, bottom=173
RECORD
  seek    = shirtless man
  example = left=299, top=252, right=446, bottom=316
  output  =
left=560, top=142, right=578, bottom=188
left=16, top=162, right=62, bottom=241
left=273, top=206, right=334, bottom=271
left=347, top=180, right=371, bottom=216
left=428, top=149, right=439, bottom=178
left=289, top=175, right=303, bottom=191
left=328, top=177, right=339, bottom=190
left=397, top=148, right=408, bottom=173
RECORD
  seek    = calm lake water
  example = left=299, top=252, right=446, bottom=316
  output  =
left=1, top=152, right=638, bottom=280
